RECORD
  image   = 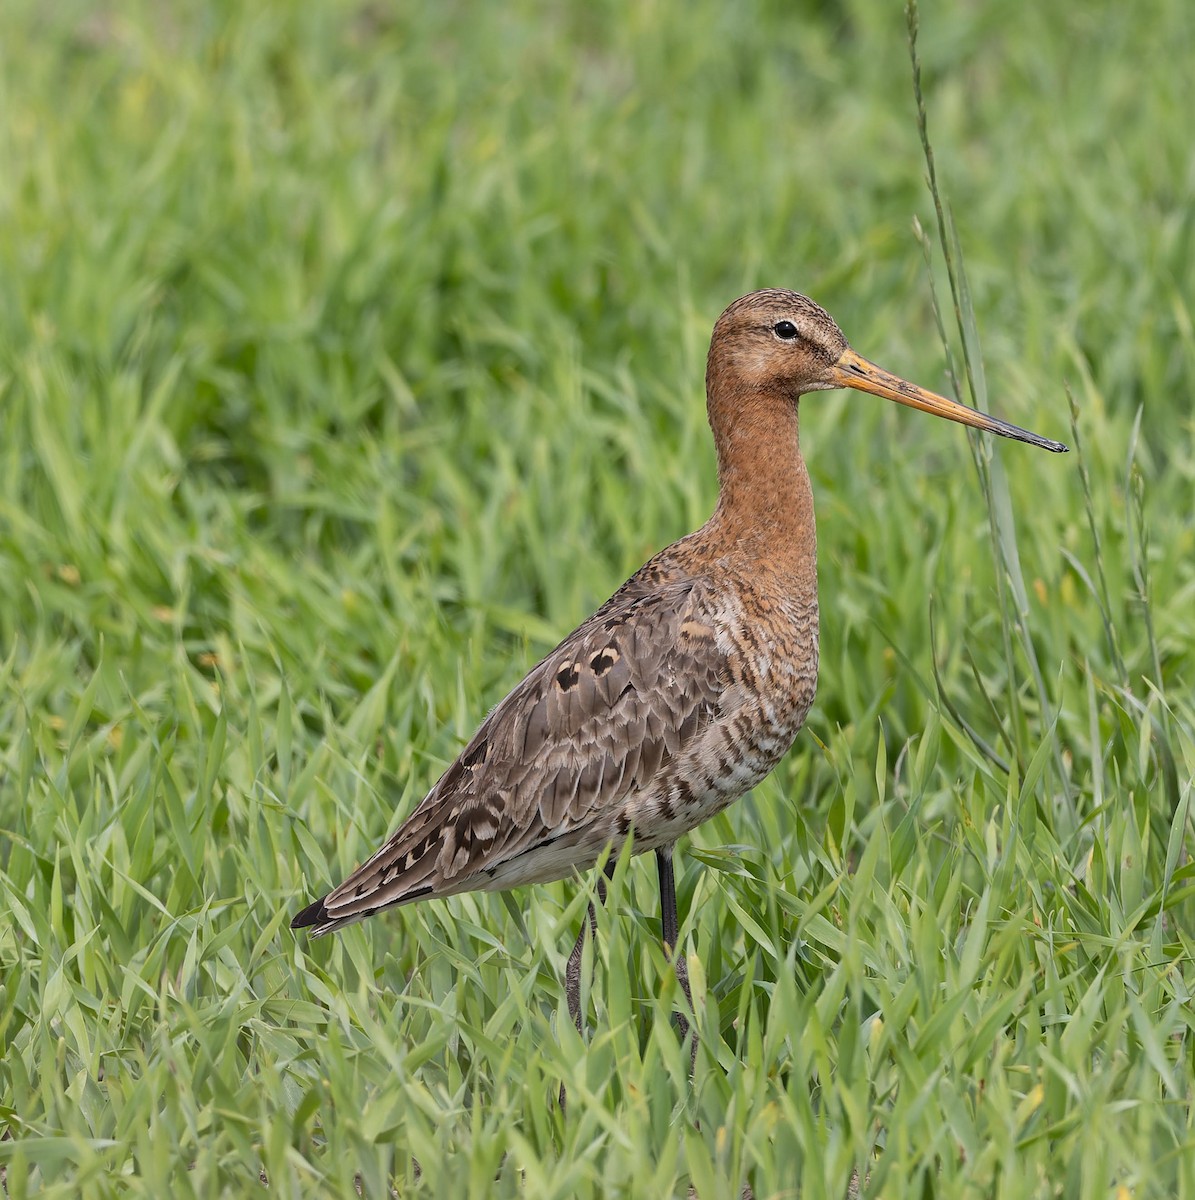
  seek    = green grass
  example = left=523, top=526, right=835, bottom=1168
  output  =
left=2, top=0, right=1195, bottom=1195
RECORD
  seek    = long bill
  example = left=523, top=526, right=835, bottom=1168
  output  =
left=829, top=347, right=1068, bottom=454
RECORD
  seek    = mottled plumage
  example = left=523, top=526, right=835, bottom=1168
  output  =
left=292, top=289, right=1065, bottom=948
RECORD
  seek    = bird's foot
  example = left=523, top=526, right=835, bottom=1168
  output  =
left=559, top=899, right=601, bottom=1112
left=669, top=946, right=698, bottom=1072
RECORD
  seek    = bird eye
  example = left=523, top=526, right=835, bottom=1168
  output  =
left=772, top=320, right=799, bottom=340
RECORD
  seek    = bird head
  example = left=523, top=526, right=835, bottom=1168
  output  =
left=707, top=289, right=1067, bottom=453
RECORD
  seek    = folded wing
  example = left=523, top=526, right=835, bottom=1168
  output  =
left=292, top=575, right=728, bottom=936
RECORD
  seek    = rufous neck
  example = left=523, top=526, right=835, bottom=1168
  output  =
left=703, top=379, right=817, bottom=578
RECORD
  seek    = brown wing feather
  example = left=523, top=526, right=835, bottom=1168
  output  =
left=293, top=564, right=728, bottom=936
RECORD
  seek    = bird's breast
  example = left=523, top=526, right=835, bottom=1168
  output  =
left=629, top=580, right=819, bottom=850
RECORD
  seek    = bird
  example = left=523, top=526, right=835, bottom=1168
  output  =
left=292, top=289, right=1066, bottom=1036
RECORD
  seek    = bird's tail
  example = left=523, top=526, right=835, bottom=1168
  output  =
left=290, top=798, right=457, bottom=936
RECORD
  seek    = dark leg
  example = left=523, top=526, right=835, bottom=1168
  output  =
left=656, top=845, right=694, bottom=1052
left=565, top=861, right=614, bottom=1033
left=565, top=899, right=599, bottom=1033
left=560, top=862, right=616, bottom=1111
left=658, top=845, right=680, bottom=953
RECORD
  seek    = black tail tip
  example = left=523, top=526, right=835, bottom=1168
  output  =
left=291, top=896, right=329, bottom=930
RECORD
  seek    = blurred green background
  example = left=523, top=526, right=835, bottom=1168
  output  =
left=2, top=1, right=1193, bottom=1196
